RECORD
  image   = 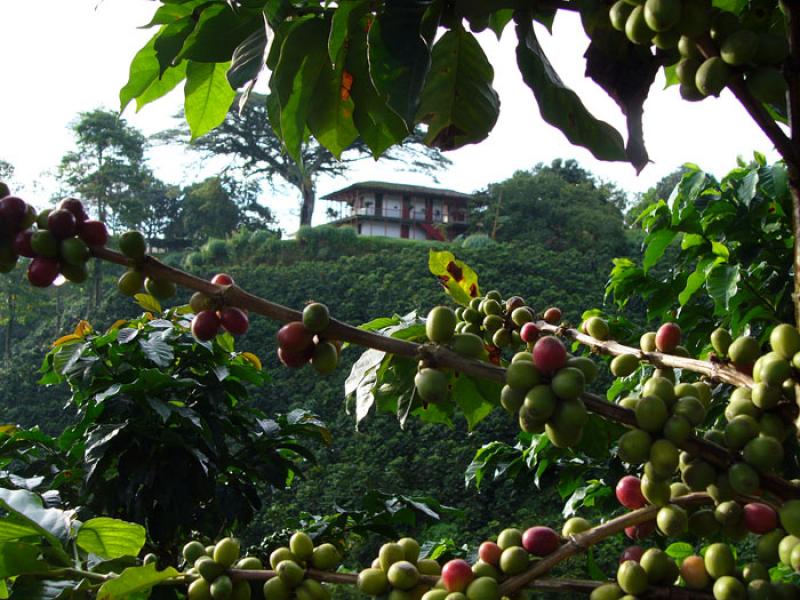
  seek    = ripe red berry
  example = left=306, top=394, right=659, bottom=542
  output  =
left=619, top=545, right=645, bottom=564
left=0, top=196, right=27, bottom=233
left=522, top=526, right=560, bottom=556
left=278, top=347, right=312, bottom=368
left=13, top=230, right=35, bottom=258
left=219, top=307, right=249, bottom=336
left=624, top=520, right=655, bottom=540
left=441, top=559, right=473, bottom=593
left=78, top=220, right=108, bottom=247
left=478, top=541, right=502, bottom=566
left=543, top=307, right=562, bottom=324
left=743, top=502, right=778, bottom=535
left=520, top=322, right=540, bottom=343
left=655, top=322, right=682, bottom=353
left=532, top=336, right=567, bottom=374
left=616, top=476, right=646, bottom=510
left=58, top=197, right=88, bottom=222
left=192, top=310, right=220, bottom=341
left=277, top=321, right=314, bottom=353
left=27, top=257, right=60, bottom=287
left=211, top=273, right=234, bottom=286
left=47, top=209, right=77, bottom=239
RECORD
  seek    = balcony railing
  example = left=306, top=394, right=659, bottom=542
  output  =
left=331, top=206, right=468, bottom=224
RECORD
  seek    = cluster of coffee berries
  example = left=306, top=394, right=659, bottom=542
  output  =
left=116, top=230, right=177, bottom=299
left=414, top=297, right=566, bottom=407
left=188, top=273, right=250, bottom=342
left=503, top=334, right=597, bottom=446
left=357, top=537, right=440, bottom=598
left=0, top=190, right=108, bottom=286
left=277, top=303, right=340, bottom=374
left=263, top=532, right=340, bottom=600
left=607, top=0, right=788, bottom=105
left=184, top=537, right=257, bottom=600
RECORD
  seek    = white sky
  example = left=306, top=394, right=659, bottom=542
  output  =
left=0, top=1, right=781, bottom=233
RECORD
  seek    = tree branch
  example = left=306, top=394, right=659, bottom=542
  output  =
left=499, top=493, right=712, bottom=595
left=88, top=247, right=800, bottom=500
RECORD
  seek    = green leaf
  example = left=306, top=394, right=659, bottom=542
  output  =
left=345, top=349, right=386, bottom=423
left=177, top=4, right=262, bottom=63
left=736, top=169, right=759, bottom=207
left=712, top=0, right=747, bottom=14
left=139, top=332, right=175, bottom=368
left=415, top=27, right=500, bottom=150
left=227, top=19, right=269, bottom=89
left=76, top=518, right=146, bottom=560
left=184, top=61, right=236, bottom=139
left=367, top=1, right=433, bottom=124
left=270, top=17, right=329, bottom=160
left=706, top=264, right=741, bottom=310
left=0, top=519, right=40, bottom=542
left=428, top=250, right=480, bottom=305
left=0, top=488, right=70, bottom=552
left=665, top=542, right=694, bottom=560
left=134, top=294, right=161, bottom=314
left=345, top=23, right=409, bottom=156
left=136, top=62, right=188, bottom=112
left=328, top=0, right=369, bottom=65
left=308, top=31, right=359, bottom=158
left=514, top=15, right=626, bottom=162
left=120, top=34, right=160, bottom=112
left=154, top=17, right=196, bottom=75
left=489, top=10, right=514, bottom=39
left=8, top=578, right=82, bottom=600
left=97, top=564, right=180, bottom=600
left=0, top=542, right=47, bottom=578
left=642, top=229, right=676, bottom=272
left=452, top=375, right=494, bottom=431
left=679, top=264, right=708, bottom=306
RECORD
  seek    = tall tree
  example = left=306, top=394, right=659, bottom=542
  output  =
left=469, top=160, right=630, bottom=258
left=156, top=94, right=451, bottom=228
left=166, top=176, right=275, bottom=243
left=57, top=110, right=158, bottom=311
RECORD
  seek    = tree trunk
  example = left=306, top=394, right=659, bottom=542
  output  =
left=299, top=182, right=316, bottom=228
left=4, top=291, right=14, bottom=367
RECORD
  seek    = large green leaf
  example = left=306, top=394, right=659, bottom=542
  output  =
left=451, top=375, right=494, bottom=431
left=308, top=31, right=359, bottom=158
left=8, top=578, right=77, bottom=600
left=415, top=27, right=500, bottom=150
left=153, top=17, right=196, bottom=74
left=328, top=0, right=369, bottom=66
left=0, top=489, right=70, bottom=552
left=642, top=229, right=676, bottom=272
left=184, top=61, right=236, bottom=139
left=177, top=4, right=262, bottom=63
left=96, top=564, right=180, bottom=600
left=120, top=34, right=160, bottom=112
left=706, top=264, right=741, bottom=310
left=346, top=24, right=409, bottom=156
left=76, top=518, right=146, bottom=560
left=367, top=0, right=433, bottom=124
left=136, top=62, right=188, bottom=112
left=513, top=14, right=627, bottom=162
left=270, top=17, right=329, bottom=161
left=0, top=542, right=46, bottom=578
left=0, top=518, right=40, bottom=542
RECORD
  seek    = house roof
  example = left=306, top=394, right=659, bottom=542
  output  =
left=322, top=181, right=472, bottom=201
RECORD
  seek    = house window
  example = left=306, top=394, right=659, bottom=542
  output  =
left=357, top=224, right=362, bottom=234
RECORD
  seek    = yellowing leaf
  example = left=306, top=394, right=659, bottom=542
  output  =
left=135, top=294, right=162, bottom=314
left=0, top=425, right=18, bottom=435
left=240, top=352, right=262, bottom=371
left=73, top=320, right=93, bottom=337
left=52, top=334, right=82, bottom=348
left=108, top=320, right=128, bottom=332
left=428, top=250, right=480, bottom=306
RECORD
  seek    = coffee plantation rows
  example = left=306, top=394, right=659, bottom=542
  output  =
left=2, top=188, right=800, bottom=599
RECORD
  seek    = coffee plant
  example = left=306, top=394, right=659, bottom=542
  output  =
left=6, top=0, right=800, bottom=598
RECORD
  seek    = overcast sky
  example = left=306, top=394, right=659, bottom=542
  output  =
left=0, top=1, right=781, bottom=232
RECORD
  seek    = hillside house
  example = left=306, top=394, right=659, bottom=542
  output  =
left=323, top=181, right=471, bottom=241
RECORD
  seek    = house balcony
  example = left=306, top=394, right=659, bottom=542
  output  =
left=327, top=206, right=469, bottom=225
